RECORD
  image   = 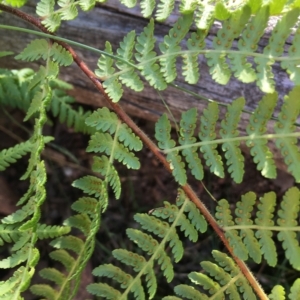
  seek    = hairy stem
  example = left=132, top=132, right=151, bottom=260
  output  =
left=0, top=4, right=268, bottom=299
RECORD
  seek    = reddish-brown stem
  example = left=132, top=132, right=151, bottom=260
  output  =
left=0, top=4, right=268, bottom=299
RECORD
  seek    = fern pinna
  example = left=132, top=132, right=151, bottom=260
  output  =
left=86, top=189, right=207, bottom=299
left=155, top=87, right=300, bottom=185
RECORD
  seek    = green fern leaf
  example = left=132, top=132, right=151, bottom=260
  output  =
left=126, top=228, right=174, bottom=282
left=93, top=264, right=135, bottom=289
left=36, top=224, right=70, bottom=239
left=201, top=261, right=240, bottom=299
left=119, top=0, right=136, bottom=8
left=0, top=243, right=32, bottom=268
left=188, top=272, right=223, bottom=299
left=140, top=0, right=155, bottom=17
left=40, top=267, right=66, bottom=285
left=87, top=132, right=140, bottom=169
left=2, top=198, right=35, bottom=224
left=78, top=0, right=97, bottom=11
left=0, top=224, right=20, bottom=245
left=0, top=51, right=14, bottom=58
left=85, top=107, right=142, bottom=151
left=134, top=213, right=183, bottom=262
left=212, top=250, right=256, bottom=300
left=206, top=6, right=251, bottom=85
left=156, top=0, right=175, bottom=21
left=11, top=233, right=31, bottom=252
left=220, top=97, right=245, bottom=183
left=155, top=114, right=187, bottom=185
left=199, top=102, right=224, bottom=178
left=174, top=285, right=207, bottom=299
left=230, top=6, right=269, bottom=83
left=275, top=87, right=300, bottom=181
left=152, top=201, right=198, bottom=242
left=95, top=41, right=123, bottom=102
left=49, top=249, right=75, bottom=272
left=159, top=13, right=193, bottom=82
left=30, top=284, right=58, bottom=300
left=116, top=31, right=144, bottom=92
left=255, top=191, right=277, bottom=266
left=194, top=0, right=215, bottom=30
left=15, top=39, right=50, bottom=62
left=49, top=43, right=73, bottom=66
left=64, top=214, right=91, bottom=236
left=36, top=0, right=61, bottom=31
left=246, top=92, right=277, bottom=178
left=182, top=29, right=206, bottom=84
left=269, top=285, right=286, bottom=300
left=216, top=199, right=248, bottom=260
left=176, top=189, right=207, bottom=233
left=0, top=267, right=27, bottom=297
left=179, top=0, right=197, bottom=13
left=162, top=296, right=183, bottom=300
left=71, top=197, right=98, bottom=216
left=87, top=282, right=122, bottom=299
left=281, top=26, right=300, bottom=84
left=112, top=249, right=157, bottom=298
left=57, top=0, right=78, bottom=20
left=0, top=140, right=33, bottom=171
left=135, top=19, right=167, bottom=90
left=277, top=187, right=300, bottom=270
left=214, top=2, right=231, bottom=20
left=179, top=108, right=204, bottom=180
left=92, top=156, right=121, bottom=199
left=72, top=175, right=104, bottom=198
left=50, top=235, right=84, bottom=254
left=255, top=8, right=300, bottom=92
left=235, top=192, right=261, bottom=263
left=289, top=278, right=300, bottom=299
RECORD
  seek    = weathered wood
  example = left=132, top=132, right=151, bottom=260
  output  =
left=0, top=2, right=297, bottom=171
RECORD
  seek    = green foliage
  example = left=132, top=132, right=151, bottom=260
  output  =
left=216, top=187, right=300, bottom=269
left=155, top=91, right=300, bottom=185
left=1, top=1, right=300, bottom=299
left=86, top=189, right=207, bottom=299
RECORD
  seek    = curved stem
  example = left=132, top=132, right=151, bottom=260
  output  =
left=0, top=3, right=269, bottom=299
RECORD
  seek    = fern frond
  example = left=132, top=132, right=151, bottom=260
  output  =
left=182, top=28, right=206, bottom=84
left=36, top=224, right=71, bottom=240
left=254, top=7, right=300, bottom=92
left=159, top=13, right=193, bottom=82
left=155, top=113, right=187, bottom=185
left=140, top=0, right=155, bottom=18
left=269, top=285, right=285, bottom=300
left=72, top=175, right=104, bottom=198
left=275, top=87, right=300, bottom=182
left=116, top=31, right=144, bottom=92
left=277, top=187, right=300, bottom=270
left=71, top=197, right=98, bottom=215
left=220, top=97, right=245, bottom=183
left=289, top=278, right=300, bottom=299
left=95, top=41, right=123, bottom=102
left=216, top=187, right=300, bottom=269
left=0, top=140, right=33, bottom=171
left=179, top=108, right=204, bottom=180
left=255, top=191, right=277, bottom=266
left=85, top=107, right=142, bottom=151
left=216, top=199, right=248, bottom=260
left=57, top=0, right=78, bottom=20
left=135, top=19, right=167, bottom=90
left=199, top=102, right=224, bottom=178
left=206, top=6, right=251, bottom=85
left=87, top=189, right=207, bottom=299
left=230, top=6, right=269, bottom=83
left=246, top=92, right=277, bottom=178
left=194, top=0, right=215, bottom=30
left=36, top=0, right=61, bottom=32
left=87, top=282, right=122, bottom=299
left=15, top=39, right=73, bottom=66
left=156, top=0, right=175, bottom=21
left=92, top=155, right=121, bottom=199
left=87, top=132, right=140, bottom=169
